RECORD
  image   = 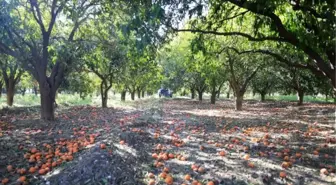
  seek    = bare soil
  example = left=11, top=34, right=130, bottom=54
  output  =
left=0, top=99, right=335, bottom=185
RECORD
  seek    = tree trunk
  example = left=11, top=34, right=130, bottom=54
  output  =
left=0, top=84, right=2, bottom=98
left=226, top=86, right=231, bottom=98
left=6, top=79, right=16, bottom=106
left=137, top=89, right=141, bottom=99
left=197, top=90, right=203, bottom=101
left=191, top=88, right=195, bottom=99
left=101, top=90, right=108, bottom=108
left=40, top=85, right=56, bottom=120
left=210, top=85, right=216, bottom=104
left=21, top=88, right=26, bottom=96
left=141, top=91, right=145, bottom=98
left=131, top=91, right=135, bottom=100
left=297, top=90, right=304, bottom=106
left=121, top=90, right=126, bottom=101
left=33, top=86, right=38, bottom=96
left=6, top=87, right=14, bottom=106
left=217, top=91, right=220, bottom=98
left=260, top=92, right=266, bottom=102
left=235, top=93, right=244, bottom=111
left=100, top=82, right=108, bottom=108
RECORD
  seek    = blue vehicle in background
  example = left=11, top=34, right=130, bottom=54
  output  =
left=158, top=88, right=173, bottom=98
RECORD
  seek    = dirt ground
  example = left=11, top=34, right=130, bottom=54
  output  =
left=0, top=98, right=335, bottom=185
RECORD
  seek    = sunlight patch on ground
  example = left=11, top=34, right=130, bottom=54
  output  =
left=114, top=144, right=138, bottom=157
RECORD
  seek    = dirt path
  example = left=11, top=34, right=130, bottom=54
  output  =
left=0, top=99, right=335, bottom=185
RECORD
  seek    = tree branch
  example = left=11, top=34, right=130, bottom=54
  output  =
left=171, top=27, right=286, bottom=42
left=227, top=47, right=325, bottom=78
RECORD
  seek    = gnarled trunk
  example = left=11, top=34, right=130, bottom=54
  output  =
left=297, top=90, right=304, bottom=106
left=121, top=90, right=126, bottom=101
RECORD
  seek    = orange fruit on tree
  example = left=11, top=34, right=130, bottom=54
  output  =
left=1, top=178, right=9, bottom=184
left=165, top=175, right=173, bottom=185
left=279, top=171, right=286, bottom=178
left=17, top=176, right=26, bottom=182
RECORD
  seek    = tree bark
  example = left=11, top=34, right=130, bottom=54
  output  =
left=39, top=82, right=56, bottom=120
left=235, top=94, right=244, bottom=111
left=121, top=90, right=126, bottom=101
left=210, top=85, right=216, bottom=104
left=141, top=91, right=145, bottom=98
left=191, top=88, right=195, bottom=99
left=33, top=85, right=38, bottom=95
left=101, top=90, right=108, bottom=108
left=197, top=90, right=203, bottom=101
left=297, top=90, right=304, bottom=106
left=137, top=89, right=141, bottom=99
left=21, top=88, right=26, bottom=96
left=100, top=81, right=109, bottom=108
left=131, top=91, right=135, bottom=100
left=6, top=85, right=14, bottom=106
left=226, top=86, right=231, bottom=98
left=260, top=92, right=266, bottom=102
left=0, top=82, right=2, bottom=98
